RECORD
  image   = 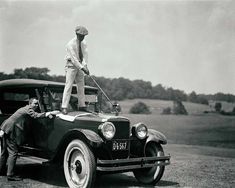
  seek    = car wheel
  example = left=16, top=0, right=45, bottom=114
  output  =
left=133, top=143, right=165, bottom=185
left=64, top=139, right=96, bottom=188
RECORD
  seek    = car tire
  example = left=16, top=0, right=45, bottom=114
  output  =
left=133, top=143, right=165, bottom=185
left=63, top=139, right=96, bottom=188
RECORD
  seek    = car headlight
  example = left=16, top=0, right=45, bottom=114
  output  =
left=98, top=122, right=116, bottom=140
left=132, top=123, right=148, bottom=139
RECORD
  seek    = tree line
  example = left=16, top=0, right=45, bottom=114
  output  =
left=1, top=67, right=235, bottom=104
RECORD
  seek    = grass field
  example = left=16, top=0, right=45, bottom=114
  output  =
left=117, top=99, right=235, bottom=149
left=118, top=99, right=212, bottom=114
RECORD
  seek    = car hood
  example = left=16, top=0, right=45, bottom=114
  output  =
left=56, top=111, right=129, bottom=123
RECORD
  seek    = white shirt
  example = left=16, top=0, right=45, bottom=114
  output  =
left=65, top=37, right=88, bottom=70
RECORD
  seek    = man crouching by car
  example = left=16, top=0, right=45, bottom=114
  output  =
left=0, top=98, right=59, bottom=181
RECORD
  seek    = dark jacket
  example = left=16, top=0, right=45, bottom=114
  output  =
left=0, top=105, right=46, bottom=145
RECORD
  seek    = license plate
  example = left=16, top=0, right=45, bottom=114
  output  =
left=112, top=140, right=128, bottom=151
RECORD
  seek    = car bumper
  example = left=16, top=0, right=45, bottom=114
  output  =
left=97, top=155, right=171, bottom=172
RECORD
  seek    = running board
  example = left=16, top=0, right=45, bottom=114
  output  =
left=18, top=154, right=49, bottom=164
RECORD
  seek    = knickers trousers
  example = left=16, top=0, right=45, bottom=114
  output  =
left=62, top=67, right=85, bottom=109
left=0, top=135, right=7, bottom=173
left=0, top=135, right=18, bottom=176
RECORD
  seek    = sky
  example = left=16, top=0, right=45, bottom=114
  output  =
left=0, top=0, right=235, bottom=95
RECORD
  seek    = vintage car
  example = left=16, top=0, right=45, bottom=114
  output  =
left=0, top=79, right=170, bottom=188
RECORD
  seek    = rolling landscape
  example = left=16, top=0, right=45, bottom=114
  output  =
left=119, top=99, right=235, bottom=149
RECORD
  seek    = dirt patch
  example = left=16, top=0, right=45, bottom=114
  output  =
left=162, top=144, right=235, bottom=188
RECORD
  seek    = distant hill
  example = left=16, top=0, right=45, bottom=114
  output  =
left=118, top=99, right=212, bottom=115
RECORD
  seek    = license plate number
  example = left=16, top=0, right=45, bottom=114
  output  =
left=112, top=140, right=128, bottom=151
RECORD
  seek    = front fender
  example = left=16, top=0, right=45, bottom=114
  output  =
left=63, top=128, right=104, bottom=148
left=52, top=129, right=103, bottom=163
left=79, top=129, right=104, bottom=147
left=146, top=129, right=167, bottom=145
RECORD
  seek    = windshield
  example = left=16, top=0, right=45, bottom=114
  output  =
left=48, top=88, right=98, bottom=112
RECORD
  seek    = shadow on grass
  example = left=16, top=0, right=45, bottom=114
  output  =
left=158, top=180, right=180, bottom=187
left=16, top=163, right=67, bottom=187
left=95, top=173, right=179, bottom=187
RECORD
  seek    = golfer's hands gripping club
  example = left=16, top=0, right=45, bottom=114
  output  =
left=81, top=65, right=90, bottom=75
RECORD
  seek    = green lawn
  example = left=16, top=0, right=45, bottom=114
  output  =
left=118, top=99, right=211, bottom=114
left=117, top=99, right=235, bottom=149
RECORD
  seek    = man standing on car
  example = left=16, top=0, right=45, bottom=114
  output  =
left=0, top=98, right=58, bottom=181
left=61, top=25, right=90, bottom=115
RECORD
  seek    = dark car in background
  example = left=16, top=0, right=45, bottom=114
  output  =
left=0, top=79, right=170, bottom=188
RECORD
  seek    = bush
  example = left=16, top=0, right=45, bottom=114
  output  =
left=129, top=102, right=151, bottom=114
left=162, top=107, right=171, bottom=114
left=215, top=102, right=222, bottom=112
left=173, top=100, right=188, bottom=115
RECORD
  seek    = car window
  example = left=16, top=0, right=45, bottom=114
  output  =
left=0, top=92, right=30, bottom=114
left=85, top=94, right=98, bottom=103
left=48, top=87, right=98, bottom=112
left=3, top=92, right=29, bottom=101
left=49, top=91, right=63, bottom=111
left=48, top=90, right=78, bottom=111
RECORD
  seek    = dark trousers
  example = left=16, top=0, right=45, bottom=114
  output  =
left=0, top=135, right=18, bottom=176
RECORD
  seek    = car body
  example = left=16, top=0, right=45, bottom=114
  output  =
left=0, top=79, right=170, bottom=188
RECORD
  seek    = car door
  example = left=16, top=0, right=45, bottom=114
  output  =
left=0, top=87, right=54, bottom=157
left=28, top=87, right=57, bottom=157
left=0, top=88, right=36, bottom=148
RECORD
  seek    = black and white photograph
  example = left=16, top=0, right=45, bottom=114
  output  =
left=0, top=0, right=235, bottom=187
